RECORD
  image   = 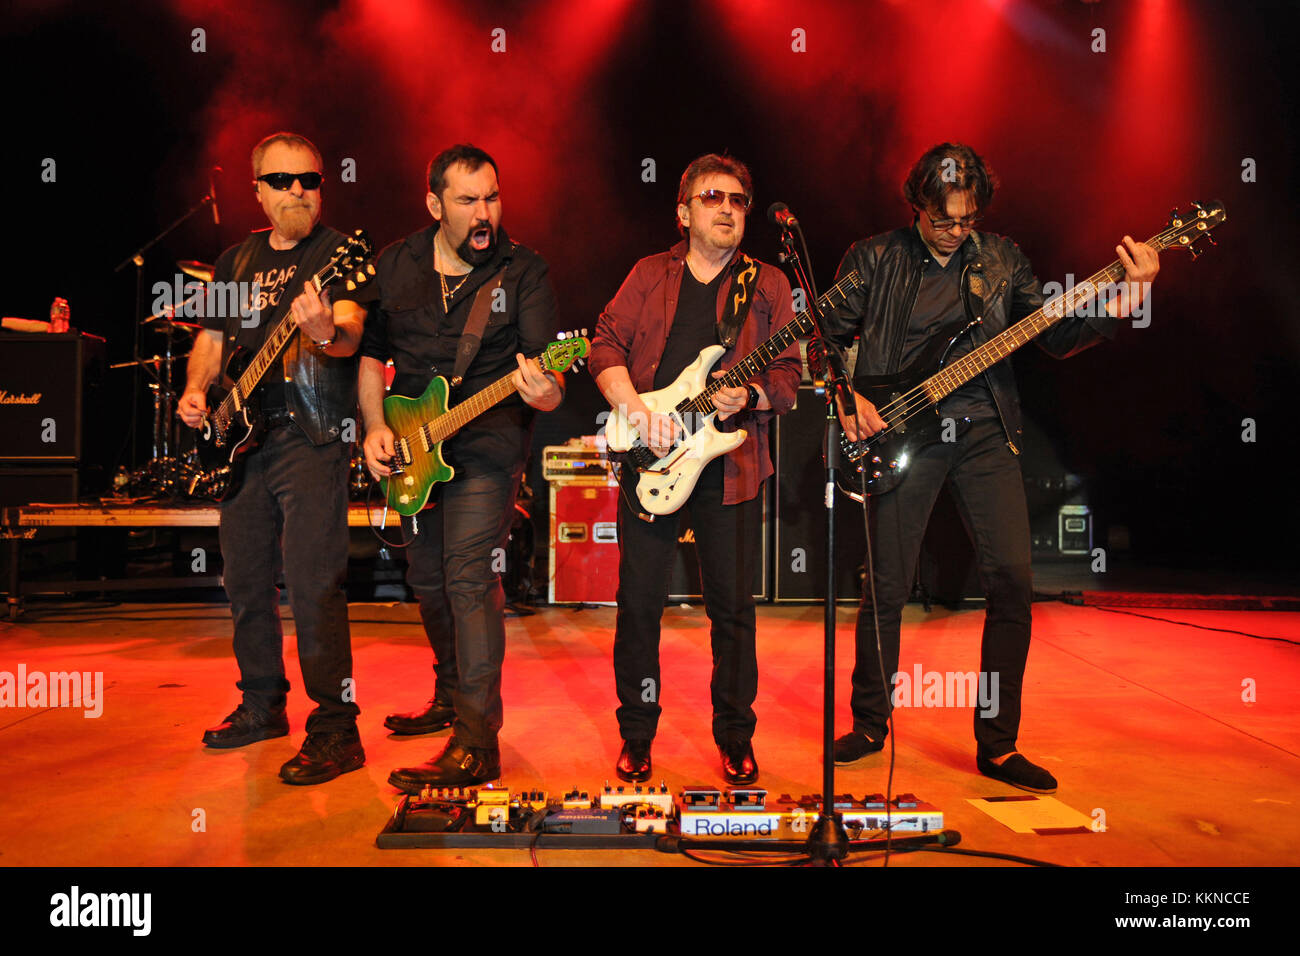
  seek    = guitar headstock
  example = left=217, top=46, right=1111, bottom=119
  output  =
left=1164, top=201, right=1226, bottom=260
left=540, top=330, right=590, bottom=373
left=319, top=229, right=377, bottom=292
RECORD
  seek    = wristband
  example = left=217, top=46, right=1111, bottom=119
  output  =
left=745, top=384, right=760, bottom=409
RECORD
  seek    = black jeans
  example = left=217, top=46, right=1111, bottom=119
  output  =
left=219, top=424, right=358, bottom=734
left=850, top=419, right=1033, bottom=758
left=400, top=468, right=521, bottom=749
left=613, top=458, right=761, bottom=746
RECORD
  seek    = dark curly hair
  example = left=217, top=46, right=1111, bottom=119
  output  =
left=903, top=143, right=997, bottom=218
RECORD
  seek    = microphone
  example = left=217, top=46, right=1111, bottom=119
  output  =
left=209, top=166, right=222, bottom=225
left=767, top=201, right=799, bottom=229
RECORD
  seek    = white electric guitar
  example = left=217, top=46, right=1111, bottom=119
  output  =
left=605, top=270, right=863, bottom=515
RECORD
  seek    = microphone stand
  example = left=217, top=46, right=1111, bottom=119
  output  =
left=113, top=190, right=217, bottom=469
left=774, top=220, right=853, bottom=863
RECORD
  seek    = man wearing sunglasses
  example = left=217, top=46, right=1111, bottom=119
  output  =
left=358, top=144, right=562, bottom=791
left=821, top=143, right=1159, bottom=793
left=589, top=153, right=801, bottom=786
left=179, top=131, right=368, bottom=784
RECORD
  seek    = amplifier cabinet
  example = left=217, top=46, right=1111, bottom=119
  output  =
left=0, top=333, right=83, bottom=461
left=547, top=478, right=770, bottom=604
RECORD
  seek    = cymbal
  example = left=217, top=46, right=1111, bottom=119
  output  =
left=178, top=259, right=214, bottom=282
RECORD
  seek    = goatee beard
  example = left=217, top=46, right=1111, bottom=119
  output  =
left=458, top=228, right=497, bottom=266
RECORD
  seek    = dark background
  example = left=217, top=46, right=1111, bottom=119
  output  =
left=3, top=0, right=1296, bottom=575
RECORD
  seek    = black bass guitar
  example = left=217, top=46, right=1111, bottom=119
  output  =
left=839, top=201, right=1226, bottom=496
left=194, top=230, right=374, bottom=500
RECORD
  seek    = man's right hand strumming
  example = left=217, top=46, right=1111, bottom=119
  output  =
left=177, top=388, right=208, bottom=428
left=835, top=389, right=886, bottom=443
left=631, top=407, right=680, bottom=459
left=363, top=424, right=397, bottom=480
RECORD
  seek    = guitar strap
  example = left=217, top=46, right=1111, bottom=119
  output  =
left=716, top=252, right=761, bottom=349
left=449, top=253, right=512, bottom=387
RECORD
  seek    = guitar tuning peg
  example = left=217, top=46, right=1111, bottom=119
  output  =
left=345, top=280, right=357, bottom=290
left=581, top=328, right=588, bottom=336
left=1205, top=233, right=1216, bottom=245
left=355, top=271, right=365, bottom=282
left=366, top=264, right=376, bottom=274
left=1187, top=244, right=1201, bottom=260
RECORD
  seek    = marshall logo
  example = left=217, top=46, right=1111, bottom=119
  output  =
left=0, top=389, right=42, bottom=405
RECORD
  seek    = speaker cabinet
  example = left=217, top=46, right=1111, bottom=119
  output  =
left=0, top=333, right=84, bottom=461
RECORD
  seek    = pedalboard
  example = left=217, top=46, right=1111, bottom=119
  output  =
left=377, top=783, right=943, bottom=849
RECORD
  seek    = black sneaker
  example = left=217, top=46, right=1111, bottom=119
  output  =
left=833, top=731, right=884, bottom=764
left=202, top=704, right=289, bottom=749
left=279, top=729, right=365, bottom=785
left=976, top=752, right=1058, bottom=794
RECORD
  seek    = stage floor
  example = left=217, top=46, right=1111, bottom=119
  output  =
left=2, top=600, right=1297, bottom=867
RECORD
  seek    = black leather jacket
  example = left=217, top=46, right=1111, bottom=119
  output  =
left=821, top=225, right=1121, bottom=450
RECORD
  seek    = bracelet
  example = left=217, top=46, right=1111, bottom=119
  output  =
left=313, top=335, right=334, bottom=351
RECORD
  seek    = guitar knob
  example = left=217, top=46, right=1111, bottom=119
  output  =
left=888, top=460, right=898, bottom=470
left=872, top=471, right=882, bottom=479
left=871, top=455, right=881, bottom=464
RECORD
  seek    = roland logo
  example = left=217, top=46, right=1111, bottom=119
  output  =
left=692, top=818, right=773, bottom=836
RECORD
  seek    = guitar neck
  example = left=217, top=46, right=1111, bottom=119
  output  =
left=423, top=357, right=543, bottom=443
left=226, top=270, right=332, bottom=409
left=681, top=269, right=862, bottom=417
left=924, top=228, right=1176, bottom=405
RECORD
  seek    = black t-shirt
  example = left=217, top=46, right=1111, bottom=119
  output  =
left=654, top=265, right=725, bottom=390
left=901, top=236, right=996, bottom=423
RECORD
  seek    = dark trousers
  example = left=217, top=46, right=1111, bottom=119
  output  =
left=400, top=468, right=521, bottom=749
left=851, top=419, right=1033, bottom=758
left=219, top=425, right=357, bottom=734
left=614, top=458, right=761, bottom=746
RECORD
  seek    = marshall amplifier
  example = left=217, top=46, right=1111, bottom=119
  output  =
left=0, top=334, right=84, bottom=461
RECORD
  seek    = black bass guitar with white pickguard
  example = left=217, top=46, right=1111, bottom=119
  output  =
left=605, top=269, right=863, bottom=515
left=839, top=201, right=1227, bottom=497
left=194, top=230, right=375, bottom=500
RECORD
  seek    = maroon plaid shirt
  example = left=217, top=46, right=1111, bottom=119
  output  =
left=590, top=241, right=802, bottom=505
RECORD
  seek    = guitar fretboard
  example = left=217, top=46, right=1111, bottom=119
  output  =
left=679, top=269, right=863, bottom=418
left=920, top=228, right=1179, bottom=409
left=408, top=353, right=565, bottom=450
left=215, top=264, right=340, bottom=427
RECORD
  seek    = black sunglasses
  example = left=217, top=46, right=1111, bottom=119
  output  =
left=256, top=172, right=323, bottom=190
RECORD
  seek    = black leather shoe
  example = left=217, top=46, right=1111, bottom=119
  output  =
left=278, top=729, right=365, bottom=785
left=616, top=738, right=653, bottom=783
left=387, top=737, right=501, bottom=793
left=384, top=698, right=455, bottom=736
left=833, top=731, right=884, bottom=765
left=976, top=752, right=1058, bottom=794
left=202, top=704, right=289, bottom=749
left=720, top=740, right=759, bottom=785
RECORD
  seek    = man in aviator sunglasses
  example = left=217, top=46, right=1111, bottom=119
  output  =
left=589, top=153, right=801, bottom=787
left=180, top=131, right=369, bottom=785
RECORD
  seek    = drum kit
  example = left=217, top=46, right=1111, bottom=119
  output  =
left=109, top=258, right=371, bottom=502
left=106, top=258, right=221, bottom=500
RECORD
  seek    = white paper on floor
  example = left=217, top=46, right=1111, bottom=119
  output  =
left=967, top=795, right=1095, bottom=834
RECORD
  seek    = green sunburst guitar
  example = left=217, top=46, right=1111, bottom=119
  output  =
left=381, top=334, right=589, bottom=516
